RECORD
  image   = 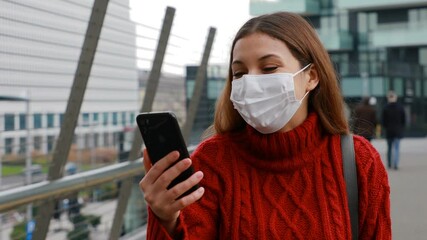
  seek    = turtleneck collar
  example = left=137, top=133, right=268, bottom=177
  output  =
left=229, top=112, right=326, bottom=171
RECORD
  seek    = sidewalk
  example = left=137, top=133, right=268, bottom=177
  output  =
left=0, top=199, right=117, bottom=240
left=371, top=137, right=427, bottom=240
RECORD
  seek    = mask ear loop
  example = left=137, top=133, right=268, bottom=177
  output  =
left=293, top=63, right=312, bottom=102
left=298, top=91, right=310, bottom=103
left=292, top=63, right=312, bottom=77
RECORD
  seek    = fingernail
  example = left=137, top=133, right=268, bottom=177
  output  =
left=195, top=171, right=203, bottom=178
left=198, top=187, right=204, bottom=193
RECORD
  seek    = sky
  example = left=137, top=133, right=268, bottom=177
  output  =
left=129, top=0, right=251, bottom=75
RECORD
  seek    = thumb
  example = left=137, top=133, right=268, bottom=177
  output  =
left=142, top=148, right=152, bottom=172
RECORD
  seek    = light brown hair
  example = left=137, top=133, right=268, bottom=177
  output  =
left=212, top=11, right=349, bottom=135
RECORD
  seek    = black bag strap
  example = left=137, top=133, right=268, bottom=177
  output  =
left=341, top=134, right=359, bottom=240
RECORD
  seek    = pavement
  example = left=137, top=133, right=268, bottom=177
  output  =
left=370, top=137, right=427, bottom=240
left=0, top=199, right=117, bottom=240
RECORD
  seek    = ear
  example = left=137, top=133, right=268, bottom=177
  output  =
left=305, top=65, right=319, bottom=91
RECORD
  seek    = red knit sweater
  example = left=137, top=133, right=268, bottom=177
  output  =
left=147, top=113, right=391, bottom=239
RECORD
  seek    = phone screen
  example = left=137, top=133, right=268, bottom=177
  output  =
left=136, top=112, right=198, bottom=197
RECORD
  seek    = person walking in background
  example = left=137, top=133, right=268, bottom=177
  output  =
left=140, top=11, right=391, bottom=239
left=352, top=96, right=377, bottom=141
left=382, top=91, right=406, bottom=170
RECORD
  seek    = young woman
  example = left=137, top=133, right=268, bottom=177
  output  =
left=140, top=11, right=391, bottom=239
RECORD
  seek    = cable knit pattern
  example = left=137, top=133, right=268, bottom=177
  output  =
left=146, top=112, right=391, bottom=240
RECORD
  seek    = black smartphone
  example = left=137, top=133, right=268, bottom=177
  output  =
left=136, top=111, right=199, bottom=198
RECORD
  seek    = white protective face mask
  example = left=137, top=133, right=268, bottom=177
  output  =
left=230, top=64, right=311, bottom=134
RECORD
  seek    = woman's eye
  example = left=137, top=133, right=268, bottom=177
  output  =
left=263, top=66, right=278, bottom=72
left=233, top=72, right=245, bottom=79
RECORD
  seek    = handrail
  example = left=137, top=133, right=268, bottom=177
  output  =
left=0, top=145, right=197, bottom=213
left=0, top=159, right=143, bottom=213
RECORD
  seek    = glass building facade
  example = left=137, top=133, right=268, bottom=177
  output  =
left=250, top=0, right=427, bottom=136
left=185, top=65, right=227, bottom=144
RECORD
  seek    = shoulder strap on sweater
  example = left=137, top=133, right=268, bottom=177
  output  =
left=341, top=134, right=359, bottom=240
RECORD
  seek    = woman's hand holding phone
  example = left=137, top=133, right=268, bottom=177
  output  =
left=139, top=149, right=205, bottom=236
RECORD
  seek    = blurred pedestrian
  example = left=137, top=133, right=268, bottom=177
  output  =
left=352, top=97, right=377, bottom=141
left=382, top=91, right=406, bottom=170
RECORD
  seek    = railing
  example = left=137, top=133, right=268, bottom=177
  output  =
left=0, top=0, right=218, bottom=239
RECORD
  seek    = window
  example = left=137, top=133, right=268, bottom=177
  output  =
left=130, top=112, right=135, bottom=125
left=112, top=112, right=118, bottom=125
left=94, top=133, right=99, bottom=148
left=84, top=133, right=90, bottom=148
left=121, top=112, right=127, bottom=126
left=34, top=114, right=42, bottom=129
left=103, top=132, right=110, bottom=146
left=82, top=113, right=90, bottom=127
left=378, top=9, right=408, bottom=24
left=93, top=113, right=99, bottom=124
left=19, top=137, right=26, bottom=154
left=5, top=114, right=15, bottom=131
left=186, top=80, right=195, bottom=99
left=113, top=132, right=120, bottom=145
left=59, top=113, right=64, bottom=127
left=103, top=112, right=109, bottom=126
left=47, top=114, right=55, bottom=128
left=5, top=138, right=14, bottom=154
left=47, top=135, right=55, bottom=152
left=208, top=79, right=225, bottom=100
left=34, top=136, right=42, bottom=151
left=305, top=16, right=320, bottom=29
left=19, top=114, right=26, bottom=130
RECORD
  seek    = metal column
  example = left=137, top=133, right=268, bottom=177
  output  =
left=109, top=6, right=176, bottom=240
left=32, top=0, right=109, bottom=239
left=183, top=27, right=216, bottom=143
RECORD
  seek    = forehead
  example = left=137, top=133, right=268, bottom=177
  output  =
left=232, top=33, right=294, bottom=62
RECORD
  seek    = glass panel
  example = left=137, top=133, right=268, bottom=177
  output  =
left=47, top=113, right=55, bottom=128
left=84, top=133, right=90, bottom=147
left=34, top=136, right=42, bottom=151
left=341, top=77, right=363, bottom=97
left=384, top=77, right=390, bottom=93
left=368, top=12, right=377, bottom=31
left=186, top=80, right=195, bottom=99
left=424, top=78, right=427, bottom=97
left=130, top=112, right=135, bottom=125
left=34, top=114, right=42, bottom=129
left=19, top=114, right=26, bottom=130
left=82, top=113, right=90, bottom=127
left=103, top=113, right=109, bottom=126
left=5, top=114, right=15, bottom=131
left=112, top=112, right=118, bottom=126
left=415, top=79, right=421, bottom=97
left=420, top=48, right=427, bottom=65
left=94, top=133, right=99, bottom=148
left=93, top=113, right=99, bottom=123
left=5, top=138, right=14, bottom=154
left=47, top=135, right=55, bottom=152
left=121, top=112, right=127, bottom=126
left=207, top=80, right=225, bottom=100
left=19, top=137, right=26, bottom=154
left=394, top=78, right=404, bottom=96
left=358, top=13, right=368, bottom=33
left=371, top=77, right=385, bottom=95
left=339, top=13, right=348, bottom=31
left=103, top=132, right=109, bottom=146
left=59, top=113, right=64, bottom=127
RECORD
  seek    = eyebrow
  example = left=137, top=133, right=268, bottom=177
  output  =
left=259, top=54, right=281, bottom=61
left=232, top=54, right=281, bottom=66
